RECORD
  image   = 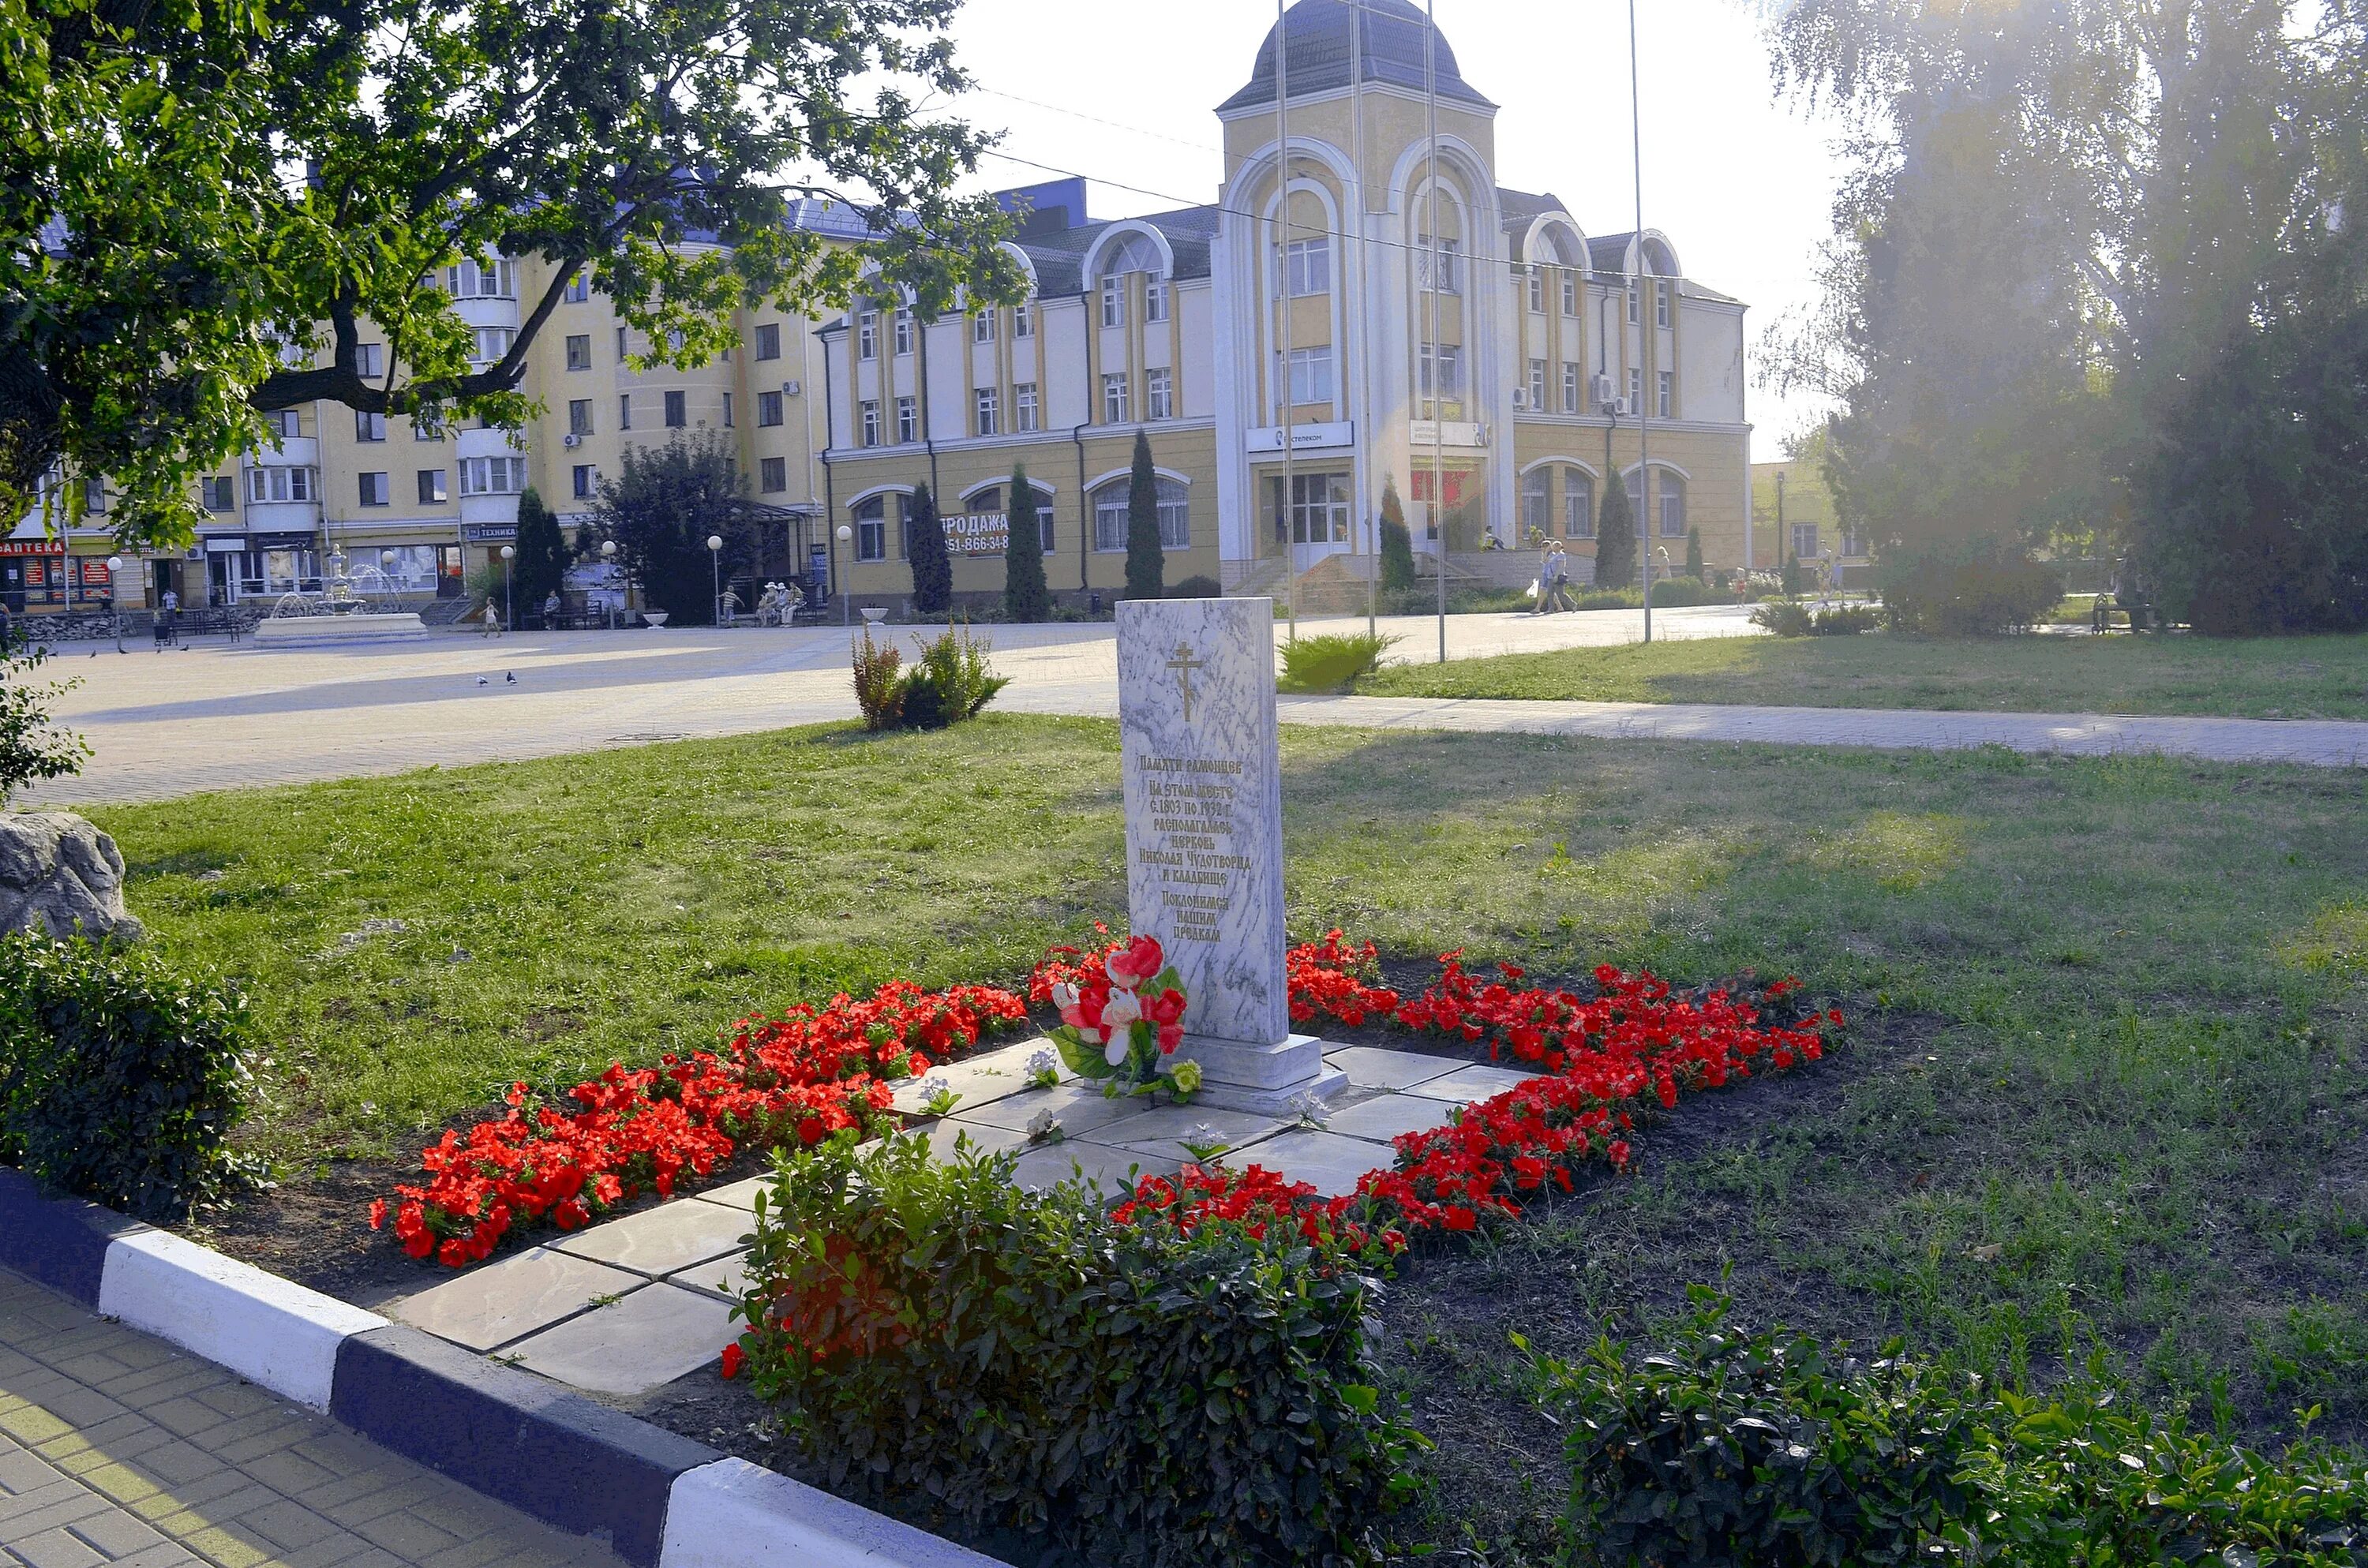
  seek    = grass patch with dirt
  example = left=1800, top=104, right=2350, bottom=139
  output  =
left=75, top=715, right=2368, bottom=1556
left=1360, top=625, right=2368, bottom=718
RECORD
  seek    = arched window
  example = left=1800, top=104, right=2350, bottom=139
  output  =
left=1092, top=476, right=1190, bottom=552
left=1563, top=468, right=1594, bottom=538
left=1626, top=470, right=1687, bottom=540
left=1519, top=469, right=1552, bottom=537
left=852, top=496, right=886, bottom=562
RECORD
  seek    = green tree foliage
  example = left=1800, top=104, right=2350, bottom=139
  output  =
left=1685, top=525, right=1706, bottom=580
left=1593, top=470, right=1636, bottom=591
left=0, top=634, right=87, bottom=802
left=510, top=488, right=573, bottom=622
left=590, top=432, right=753, bottom=625
left=3, top=0, right=1026, bottom=552
left=1123, top=432, right=1164, bottom=601
left=905, top=483, right=950, bottom=616
left=1379, top=478, right=1417, bottom=593
left=1766, top=0, right=2368, bottom=633
left=1002, top=462, right=1049, bottom=622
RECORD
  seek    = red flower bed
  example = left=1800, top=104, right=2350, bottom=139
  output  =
left=1198, top=944, right=1840, bottom=1241
left=1113, top=1161, right=1402, bottom=1262
left=371, top=982, right=1026, bottom=1267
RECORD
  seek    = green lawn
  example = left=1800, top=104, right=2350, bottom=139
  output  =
left=1362, top=626, right=2368, bottom=717
left=80, top=716, right=2368, bottom=1510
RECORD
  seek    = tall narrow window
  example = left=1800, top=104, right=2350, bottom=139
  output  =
left=1658, top=473, right=1687, bottom=537
left=1145, top=368, right=1173, bottom=421
left=1100, top=276, right=1124, bottom=328
left=758, top=391, right=783, bottom=427
left=974, top=387, right=999, bottom=436
left=854, top=496, right=886, bottom=561
left=1014, top=301, right=1034, bottom=339
left=1561, top=271, right=1579, bottom=315
left=1628, top=367, right=1642, bottom=406
left=897, top=395, right=917, bottom=443
left=721, top=392, right=733, bottom=428
left=1521, top=467, right=1552, bottom=534
left=568, top=399, right=592, bottom=436
left=664, top=390, right=686, bottom=428
left=1014, top=382, right=1040, bottom=432
left=857, top=311, right=878, bottom=359
left=566, top=334, right=591, bottom=371
left=893, top=309, right=914, bottom=355
left=1145, top=279, right=1169, bottom=323
left=973, top=310, right=995, bottom=343
left=755, top=323, right=781, bottom=360
left=1656, top=283, right=1671, bottom=327
left=860, top=401, right=880, bottom=447
left=1658, top=371, right=1673, bottom=419
left=1527, top=268, right=1545, bottom=313
left=1563, top=362, right=1582, bottom=414
left=1564, top=470, right=1594, bottom=538
left=1527, top=359, right=1547, bottom=410
left=618, top=393, right=631, bottom=431
left=1102, top=372, right=1130, bottom=425
left=616, top=325, right=629, bottom=361
left=759, top=456, right=787, bottom=493
left=1628, top=284, right=1640, bottom=324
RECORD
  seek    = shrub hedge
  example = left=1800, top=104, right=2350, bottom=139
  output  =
left=1874, top=538, right=2062, bottom=634
left=1533, top=1289, right=2368, bottom=1568
left=0, top=931, right=252, bottom=1220
left=734, top=1134, right=1420, bottom=1567
left=1278, top=632, right=1400, bottom=694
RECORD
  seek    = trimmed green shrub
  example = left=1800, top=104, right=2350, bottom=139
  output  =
left=850, top=626, right=1006, bottom=732
left=736, top=1135, right=1419, bottom=1567
left=1752, top=598, right=1817, bottom=637
left=1594, top=472, right=1637, bottom=591
left=0, top=931, right=252, bottom=1220
left=1533, top=1289, right=2368, bottom=1568
left=1648, top=576, right=1725, bottom=608
left=1811, top=603, right=1879, bottom=635
left=1278, top=631, right=1400, bottom=693
left=1875, top=537, right=2062, bottom=635
left=1167, top=574, right=1222, bottom=599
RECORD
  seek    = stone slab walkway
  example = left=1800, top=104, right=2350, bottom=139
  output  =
left=381, top=1038, right=1514, bottom=1399
left=0, top=1267, right=623, bottom=1568
left=1276, top=693, right=2368, bottom=769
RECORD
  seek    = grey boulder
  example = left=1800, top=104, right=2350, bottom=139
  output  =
left=0, top=812, right=143, bottom=941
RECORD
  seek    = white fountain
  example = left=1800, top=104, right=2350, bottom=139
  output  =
left=253, top=545, right=429, bottom=647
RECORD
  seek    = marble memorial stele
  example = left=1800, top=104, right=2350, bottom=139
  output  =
left=1115, top=597, right=1344, bottom=1113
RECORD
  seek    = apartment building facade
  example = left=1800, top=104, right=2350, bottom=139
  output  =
left=20, top=0, right=1752, bottom=616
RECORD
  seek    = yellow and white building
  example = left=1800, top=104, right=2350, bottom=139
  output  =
left=28, top=0, right=1752, bottom=616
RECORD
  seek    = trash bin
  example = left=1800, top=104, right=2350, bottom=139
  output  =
left=153, top=616, right=174, bottom=646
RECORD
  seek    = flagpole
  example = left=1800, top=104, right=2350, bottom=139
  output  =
left=1426, top=0, right=1445, bottom=664
left=1277, top=0, right=1296, bottom=642
left=1631, top=0, right=1653, bottom=645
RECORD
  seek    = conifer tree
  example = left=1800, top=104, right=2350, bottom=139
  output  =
left=907, top=482, right=951, bottom=615
left=1003, top=462, right=1049, bottom=621
left=1685, top=524, right=1705, bottom=581
left=1378, top=477, right=1417, bottom=593
left=510, top=487, right=573, bottom=620
left=1594, top=470, right=1637, bottom=590
left=1123, top=431, right=1165, bottom=601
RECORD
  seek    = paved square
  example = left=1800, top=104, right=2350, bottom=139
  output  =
left=504, top=1284, right=735, bottom=1397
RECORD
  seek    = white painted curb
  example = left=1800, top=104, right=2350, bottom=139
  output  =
left=97, top=1229, right=387, bottom=1409
left=660, top=1458, right=1011, bottom=1568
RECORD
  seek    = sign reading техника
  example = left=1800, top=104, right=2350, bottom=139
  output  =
left=1117, top=599, right=1341, bottom=1111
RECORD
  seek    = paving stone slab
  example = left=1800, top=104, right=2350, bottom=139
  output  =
left=688, top=1176, right=771, bottom=1212
left=1234, top=1130, right=1391, bottom=1198
left=1080, top=1103, right=1287, bottom=1161
left=1318, top=1091, right=1459, bottom=1146
left=503, top=1285, right=735, bottom=1398
left=1321, top=1046, right=1468, bottom=1091
left=1007, top=1143, right=1176, bottom=1196
left=1402, top=1063, right=1539, bottom=1105
left=886, top=1038, right=1069, bottom=1117
left=662, top=1251, right=751, bottom=1305
left=912, top=1119, right=1031, bottom=1162
left=949, top=1082, right=1150, bottom=1139
left=549, top=1203, right=752, bottom=1279
left=385, top=1252, right=645, bottom=1356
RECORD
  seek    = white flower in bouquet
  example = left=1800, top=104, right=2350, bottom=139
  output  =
left=1100, top=990, right=1141, bottom=1030
left=1103, top=1034, right=1130, bottom=1067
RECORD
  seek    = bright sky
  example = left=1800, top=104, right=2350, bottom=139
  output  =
left=938, top=0, right=1845, bottom=461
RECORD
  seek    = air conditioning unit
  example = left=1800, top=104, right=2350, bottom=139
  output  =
left=1510, top=387, right=1527, bottom=410
left=562, top=432, right=582, bottom=448
left=1613, top=397, right=1632, bottom=417
left=1591, top=374, right=1618, bottom=406
left=782, top=380, right=803, bottom=397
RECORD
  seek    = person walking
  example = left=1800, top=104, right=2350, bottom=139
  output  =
left=478, top=600, right=502, bottom=638
left=1543, top=541, right=1576, bottom=612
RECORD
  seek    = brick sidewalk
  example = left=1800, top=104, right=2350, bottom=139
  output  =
left=0, top=1268, right=622, bottom=1568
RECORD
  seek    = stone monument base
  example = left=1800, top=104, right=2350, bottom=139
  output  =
left=253, top=612, right=429, bottom=648
left=1180, top=1033, right=1349, bottom=1116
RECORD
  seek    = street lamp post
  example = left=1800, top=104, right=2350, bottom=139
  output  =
left=834, top=524, right=852, bottom=627
left=107, top=556, right=124, bottom=652
left=706, top=533, right=724, bottom=626
left=600, top=540, right=617, bottom=629
left=499, top=544, right=515, bottom=631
